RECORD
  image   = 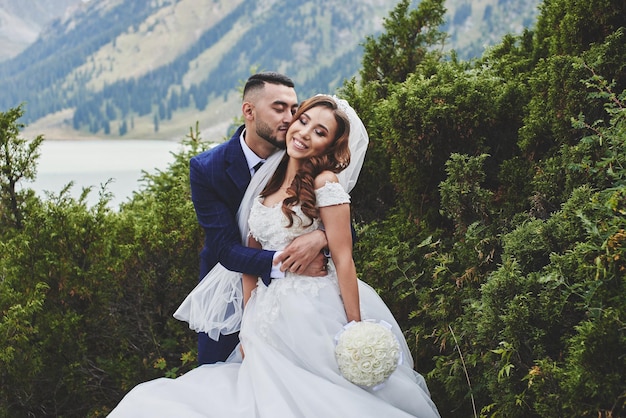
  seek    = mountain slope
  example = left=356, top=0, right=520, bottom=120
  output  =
left=0, top=0, right=83, bottom=61
left=445, top=0, right=540, bottom=58
left=0, top=0, right=540, bottom=140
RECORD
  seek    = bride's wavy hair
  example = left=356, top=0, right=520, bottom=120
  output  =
left=262, top=96, right=351, bottom=226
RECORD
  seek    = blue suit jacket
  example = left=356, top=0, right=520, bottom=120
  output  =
left=191, top=126, right=276, bottom=364
left=190, top=125, right=274, bottom=285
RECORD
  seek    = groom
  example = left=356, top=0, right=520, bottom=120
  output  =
left=190, top=72, right=328, bottom=364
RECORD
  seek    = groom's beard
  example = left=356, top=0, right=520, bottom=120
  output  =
left=256, top=120, right=287, bottom=150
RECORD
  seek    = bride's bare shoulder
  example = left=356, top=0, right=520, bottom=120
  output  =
left=314, top=171, right=339, bottom=189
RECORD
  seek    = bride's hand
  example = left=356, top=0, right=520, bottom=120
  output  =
left=300, top=252, right=327, bottom=277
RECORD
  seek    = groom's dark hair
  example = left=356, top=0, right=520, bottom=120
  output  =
left=243, top=72, right=295, bottom=98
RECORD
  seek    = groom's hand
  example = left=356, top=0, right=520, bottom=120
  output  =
left=275, top=229, right=328, bottom=276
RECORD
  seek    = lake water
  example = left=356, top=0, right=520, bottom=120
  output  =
left=22, top=139, right=184, bottom=208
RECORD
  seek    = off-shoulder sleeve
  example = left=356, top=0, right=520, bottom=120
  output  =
left=315, top=181, right=350, bottom=208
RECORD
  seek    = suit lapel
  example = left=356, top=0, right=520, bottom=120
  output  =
left=224, top=130, right=251, bottom=196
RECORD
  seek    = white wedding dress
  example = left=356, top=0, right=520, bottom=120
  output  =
left=109, top=182, right=440, bottom=417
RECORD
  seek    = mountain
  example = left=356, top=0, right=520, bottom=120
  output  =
left=0, top=0, right=540, bottom=141
left=0, top=0, right=83, bottom=61
left=444, top=0, right=540, bottom=58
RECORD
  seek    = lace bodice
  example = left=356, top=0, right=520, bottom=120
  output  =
left=248, top=181, right=350, bottom=251
left=247, top=182, right=351, bottom=340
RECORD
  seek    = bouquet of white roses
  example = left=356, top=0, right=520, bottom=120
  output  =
left=334, top=320, right=402, bottom=390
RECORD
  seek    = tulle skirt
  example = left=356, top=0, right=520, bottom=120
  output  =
left=109, top=274, right=440, bottom=417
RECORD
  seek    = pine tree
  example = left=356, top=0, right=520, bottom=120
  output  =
left=0, top=105, right=43, bottom=230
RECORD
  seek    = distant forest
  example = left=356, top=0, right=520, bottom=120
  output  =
left=0, top=0, right=365, bottom=135
left=71, top=1, right=363, bottom=136
left=0, top=1, right=157, bottom=122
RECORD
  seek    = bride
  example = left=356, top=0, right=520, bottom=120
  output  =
left=109, top=95, right=440, bottom=417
